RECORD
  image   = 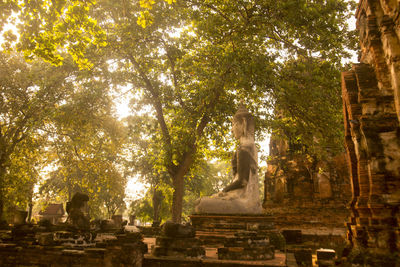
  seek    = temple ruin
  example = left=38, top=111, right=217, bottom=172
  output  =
left=340, top=0, right=400, bottom=265
left=1, top=1, right=400, bottom=266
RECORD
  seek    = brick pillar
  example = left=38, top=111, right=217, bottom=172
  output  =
left=341, top=1, right=400, bottom=264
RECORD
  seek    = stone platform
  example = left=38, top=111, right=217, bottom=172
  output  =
left=143, top=253, right=288, bottom=267
left=0, top=230, right=145, bottom=267
left=190, top=213, right=284, bottom=250
left=218, top=231, right=275, bottom=260
left=143, top=239, right=288, bottom=267
left=0, top=224, right=146, bottom=267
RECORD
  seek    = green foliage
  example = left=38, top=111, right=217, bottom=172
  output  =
left=0, top=52, right=75, bottom=219
left=89, top=0, right=356, bottom=221
left=39, top=72, right=127, bottom=219
left=182, top=160, right=232, bottom=219
left=0, top=52, right=128, bottom=220
left=272, top=57, right=345, bottom=159
left=129, top=186, right=170, bottom=223
left=0, top=0, right=357, bottom=222
left=1, top=0, right=107, bottom=69
left=3, top=135, right=44, bottom=213
left=137, top=0, right=175, bottom=27
left=130, top=159, right=232, bottom=222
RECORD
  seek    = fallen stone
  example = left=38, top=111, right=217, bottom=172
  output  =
left=317, top=248, right=335, bottom=260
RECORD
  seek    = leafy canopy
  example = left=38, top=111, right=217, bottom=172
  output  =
left=0, top=0, right=357, bottom=221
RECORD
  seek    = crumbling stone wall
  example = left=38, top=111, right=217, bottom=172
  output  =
left=0, top=228, right=145, bottom=267
left=263, top=136, right=351, bottom=229
left=341, top=0, right=400, bottom=265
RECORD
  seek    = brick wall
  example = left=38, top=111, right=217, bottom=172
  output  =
left=341, top=0, right=400, bottom=265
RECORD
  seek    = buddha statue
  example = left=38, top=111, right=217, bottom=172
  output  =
left=66, top=192, right=90, bottom=230
left=194, top=104, right=262, bottom=214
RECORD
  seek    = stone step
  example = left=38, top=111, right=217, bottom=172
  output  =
left=196, top=230, right=276, bottom=235
left=143, top=252, right=288, bottom=267
left=218, top=246, right=275, bottom=261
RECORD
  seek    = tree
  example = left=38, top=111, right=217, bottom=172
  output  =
left=87, top=0, right=356, bottom=222
left=86, top=0, right=274, bottom=222
left=124, top=113, right=174, bottom=223
left=271, top=57, right=345, bottom=159
left=3, top=0, right=357, bottom=223
left=0, top=0, right=175, bottom=68
left=1, top=0, right=106, bottom=69
left=0, top=52, right=127, bottom=220
left=124, top=112, right=232, bottom=222
left=0, top=53, right=75, bottom=220
left=3, top=133, right=45, bottom=222
left=39, top=75, right=127, bottom=219
left=129, top=159, right=232, bottom=223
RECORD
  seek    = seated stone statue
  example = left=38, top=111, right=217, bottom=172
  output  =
left=66, top=192, right=90, bottom=230
left=195, top=104, right=262, bottom=214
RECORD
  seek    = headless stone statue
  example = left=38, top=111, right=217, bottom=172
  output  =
left=66, top=192, right=90, bottom=230
left=195, top=104, right=262, bottom=214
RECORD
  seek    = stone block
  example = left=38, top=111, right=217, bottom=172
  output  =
left=188, top=246, right=206, bottom=257
left=226, top=238, right=270, bottom=248
left=153, top=230, right=205, bottom=258
left=0, top=223, right=145, bottom=266
left=62, top=249, right=85, bottom=255
left=190, top=213, right=283, bottom=250
left=138, top=226, right=160, bottom=237
left=156, top=236, right=201, bottom=248
left=293, top=248, right=312, bottom=266
left=152, top=245, right=168, bottom=257
left=84, top=247, right=107, bottom=256
left=37, top=232, right=54, bottom=246
left=317, top=259, right=335, bottom=267
left=218, top=246, right=274, bottom=260
left=218, top=229, right=275, bottom=261
left=152, top=244, right=205, bottom=258
left=234, top=230, right=258, bottom=237
left=282, top=229, right=302, bottom=244
left=162, top=221, right=195, bottom=238
left=116, top=232, right=143, bottom=243
left=317, top=248, right=335, bottom=260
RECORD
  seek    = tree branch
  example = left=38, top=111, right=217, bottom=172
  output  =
left=173, top=64, right=233, bottom=178
left=127, top=54, right=172, bottom=148
left=162, top=41, right=190, bottom=113
left=189, top=1, right=232, bottom=23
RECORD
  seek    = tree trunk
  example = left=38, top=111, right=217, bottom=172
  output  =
left=171, top=173, right=185, bottom=223
left=170, top=149, right=196, bottom=223
left=27, top=184, right=34, bottom=223
left=0, top=194, right=3, bottom=222
left=28, top=202, right=33, bottom=223
left=152, top=189, right=164, bottom=223
left=0, top=164, right=6, bottom=222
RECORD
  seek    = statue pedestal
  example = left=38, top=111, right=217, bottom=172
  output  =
left=189, top=213, right=284, bottom=251
left=218, top=231, right=275, bottom=260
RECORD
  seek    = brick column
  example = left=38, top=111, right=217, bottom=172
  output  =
left=341, top=1, right=400, bottom=264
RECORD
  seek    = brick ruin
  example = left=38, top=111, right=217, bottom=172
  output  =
left=0, top=193, right=146, bottom=267
left=263, top=134, right=352, bottom=246
left=2, top=1, right=400, bottom=266
left=0, top=223, right=145, bottom=267
left=341, top=0, right=400, bottom=265
left=264, top=137, right=352, bottom=222
left=263, top=1, right=400, bottom=264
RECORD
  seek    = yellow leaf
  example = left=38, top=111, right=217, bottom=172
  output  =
left=137, top=11, right=154, bottom=28
left=139, top=0, right=156, bottom=9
